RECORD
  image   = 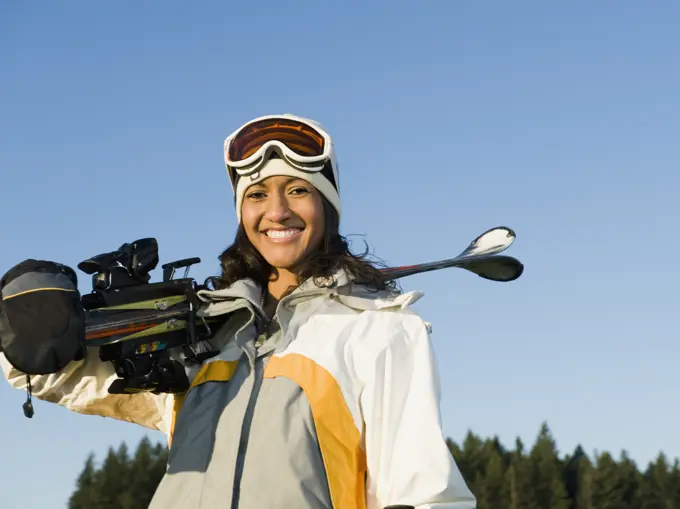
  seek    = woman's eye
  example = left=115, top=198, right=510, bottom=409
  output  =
left=289, top=187, right=309, bottom=195
left=247, top=191, right=266, bottom=200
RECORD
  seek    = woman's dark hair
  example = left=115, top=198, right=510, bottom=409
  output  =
left=214, top=196, right=397, bottom=295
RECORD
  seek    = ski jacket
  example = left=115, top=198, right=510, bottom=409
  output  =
left=1, top=269, right=476, bottom=509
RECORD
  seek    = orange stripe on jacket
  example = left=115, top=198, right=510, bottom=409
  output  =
left=168, top=360, right=239, bottom=446
left=264, top=353, right=367, bottom=509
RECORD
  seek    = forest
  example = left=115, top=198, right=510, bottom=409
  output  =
left=68, top=422, right=680, bottom=509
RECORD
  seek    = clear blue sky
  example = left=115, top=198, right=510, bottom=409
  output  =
left=2, top=2, right=679, bottom=507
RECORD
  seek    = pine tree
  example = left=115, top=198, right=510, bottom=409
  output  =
left=588, top=449, right=640, bottom=509
left=617, top=451, right=642, bottom=509
left=114, top=443, right=137, bottom=509
left=504, top=438, right=532, bottom=509
left=575, top=454, right=595, bottom=509
left=97, top=445, right=131, bottom=509
left=668, top=459, right=680, bottom=509
left=639, top=452, right=672, bottom=509
left=526, top=422, right=569, bottom=509
left=150, top=440, right=169, bottom=484
left=126, top=436, right=166, bottom=509
left=68, top=453, right=100, bottom=509
left=562, top=445, right=589, bottom=509
left=477, top=446, right=507, bottom=509
left=458, top=430, right=487, bottom=495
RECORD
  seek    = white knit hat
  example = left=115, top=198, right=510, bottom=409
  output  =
left=224, top=114, right=341, bottom=222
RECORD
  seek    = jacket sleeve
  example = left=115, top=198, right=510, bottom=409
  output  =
left=0, top=348, right=174, bottom=435
left=360, top=312, right=476, bottom=509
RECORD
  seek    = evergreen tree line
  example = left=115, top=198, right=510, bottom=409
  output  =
left=68, top=436, right=168, bottom=509
left=69, top=422, right=680, bottom=509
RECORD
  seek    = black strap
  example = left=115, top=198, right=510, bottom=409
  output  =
left=22, top=375, right=34, bottom=418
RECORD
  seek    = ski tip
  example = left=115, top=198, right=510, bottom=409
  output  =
left=478, top=226, right=516, bottom=240
left=469, top=226, right=516, bottom=252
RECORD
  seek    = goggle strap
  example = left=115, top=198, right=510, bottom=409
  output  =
left=229, top=159, right=337, bottom=191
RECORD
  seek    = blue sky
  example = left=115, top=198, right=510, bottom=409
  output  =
left=1, top=1, right=679, bottom=507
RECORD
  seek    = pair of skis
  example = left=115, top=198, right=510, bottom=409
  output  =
left=82, top=226, right=523, bottom=343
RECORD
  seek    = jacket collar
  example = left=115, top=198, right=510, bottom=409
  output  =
left=195, top=267, right=423, bottom=344
left=196, top=267, right=355, bottom=313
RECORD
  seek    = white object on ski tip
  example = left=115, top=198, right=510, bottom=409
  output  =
left=457, top=225, right=515, bottom=257
left=380, top=226, right=524, bottom=282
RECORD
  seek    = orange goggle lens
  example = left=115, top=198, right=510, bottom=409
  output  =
left=227, top=118, right=326, bottom=162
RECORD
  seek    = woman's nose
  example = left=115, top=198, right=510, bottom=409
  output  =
left=263, top=192, right=291, bottom=223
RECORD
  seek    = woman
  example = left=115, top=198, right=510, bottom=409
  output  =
left=1, top=114, right=476, bottom=509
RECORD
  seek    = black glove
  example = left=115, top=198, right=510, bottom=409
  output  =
left=0, top=259, right=85, bottom=375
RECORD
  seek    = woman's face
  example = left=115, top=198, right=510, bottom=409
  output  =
left=241, top=175, right=325, bottom=272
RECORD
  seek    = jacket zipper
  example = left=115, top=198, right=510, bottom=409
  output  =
left=230, top=354, right=264, bottom=509
left=229, top=287, right=328, bottom=509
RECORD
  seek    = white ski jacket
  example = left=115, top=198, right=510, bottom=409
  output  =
left=1, top=269, right=476, bottom=509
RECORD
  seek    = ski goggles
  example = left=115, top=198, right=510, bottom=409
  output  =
left=223, top=114, right=336, bottom=183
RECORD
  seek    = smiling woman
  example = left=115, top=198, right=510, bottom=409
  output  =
left=153, top=114, right=476, bottom=509
left=1, top=113, right=477, bottom=509
left=217, top=155, right=394, bottom=316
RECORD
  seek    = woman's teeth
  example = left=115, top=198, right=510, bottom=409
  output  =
left=265, top=228, right=302, bottom=239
